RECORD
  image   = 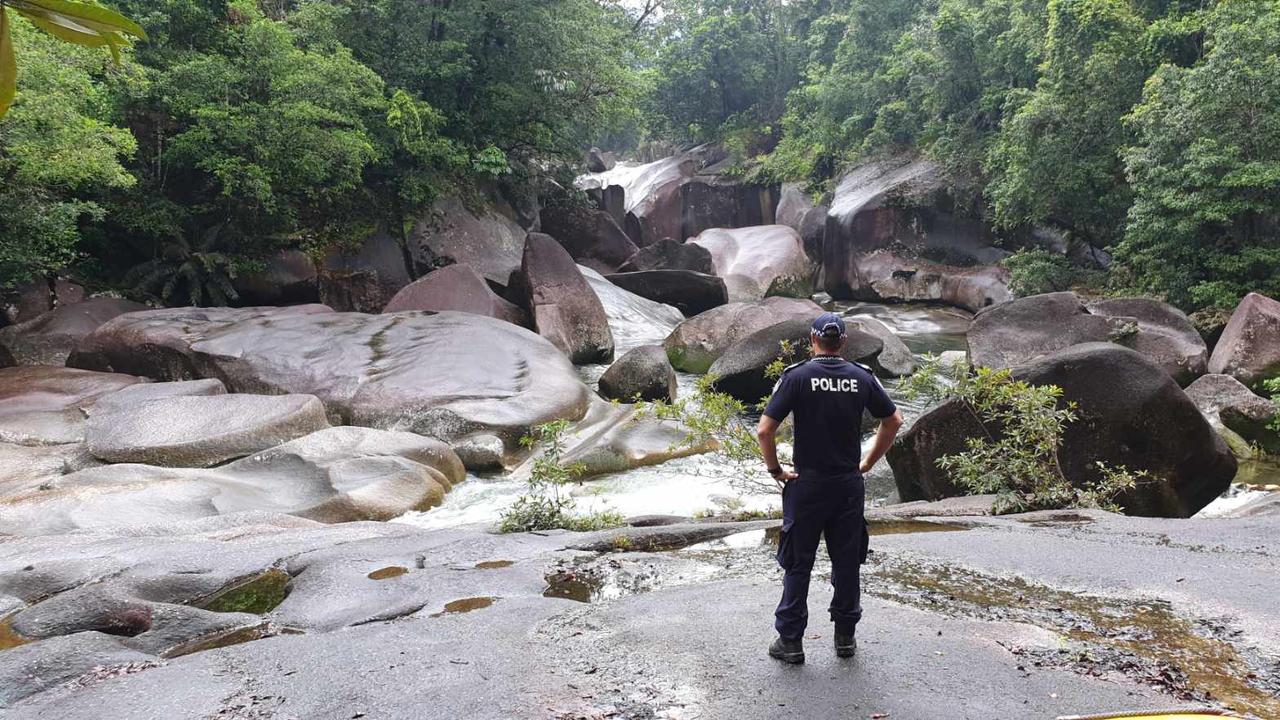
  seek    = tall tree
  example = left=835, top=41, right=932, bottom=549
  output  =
left=985, top=0, right=1148, bottom=248
left=1114, top=0, right=1280, bottom=310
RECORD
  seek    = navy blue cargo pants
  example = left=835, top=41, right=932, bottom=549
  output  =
left=775, top=472, right=868, bottom=640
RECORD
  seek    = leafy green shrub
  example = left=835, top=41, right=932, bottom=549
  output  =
left=638, top=372, right=784, bottom=496
left=902, top=355, right=1148, bottom=515
left=499, top=420, right=625, bottom=534
left=639, top=340, right=806, bottom=497
left=1001, top=249, right=1104, bottom=298
left=1264, top=378, right=1280, bottom=434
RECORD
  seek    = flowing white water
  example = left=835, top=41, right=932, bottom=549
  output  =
left=396, top=300, right=968, bottom=530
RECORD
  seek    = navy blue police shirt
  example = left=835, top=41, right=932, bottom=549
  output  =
left=762, top=355, right=897, bottom=477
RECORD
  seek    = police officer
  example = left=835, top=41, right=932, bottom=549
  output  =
left=756, top=312, right=904, bottom=664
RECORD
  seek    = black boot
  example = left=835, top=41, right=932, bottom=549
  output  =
left=834, top=631, right=856, bottom=658
left=768, top=636, right=804, bottom=664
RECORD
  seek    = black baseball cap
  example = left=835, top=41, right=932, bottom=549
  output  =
left=811, top=312, right=847, bottom=340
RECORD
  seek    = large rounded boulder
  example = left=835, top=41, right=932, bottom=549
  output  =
left=540, top=206, right=639, bottom=274
left=0, top=426, right=465, bottom=535
left=604, top=270, right=728, bottom=317
left=888, top=343, right=1237, bottom=518
left=407, top=194, right=528, bottom=286
left=84, top=393, right=332, bottom=467
left=0, top=297, right=147, bottom=366
left=598, top=345, right=677, bottom=403
left=688, top=225, right=813, bottom=303
left=519, top=232, right=614, bottom=364
left=844, top=315, right=917, bottom=377
left=662, top=297, right=823, bottom=373
left=708, top=318, right=883, bottom=402
left=1208, top=292, right=1280, bottom=390
left=68, top=307, right=592, bottom=464
left=1185, top=374, right=1280, bottom=457
left=836, top=250, right=1012, bottom=313
left=969, top=292, right=1208, bottom=385
left=1087, top=297, right=1208, bottom=385
left=2, top=276, right=83, bottom=326
left=620, top=238, right=714, bottom=274
left=776, top=183, right=828, bottom=263
left=381, top=264, right=528, bottom=326
left=0, top=366, right=142, bottom=446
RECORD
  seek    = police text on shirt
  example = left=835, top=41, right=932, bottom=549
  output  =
left=810, top=377, right=859, bottom=393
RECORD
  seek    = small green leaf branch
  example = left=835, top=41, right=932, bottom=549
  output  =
left=0, top=0, right=146, bottom=116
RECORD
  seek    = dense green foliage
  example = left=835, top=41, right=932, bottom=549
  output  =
left=500, top=420, right=626, bottom=533
left=901, top=355, right=1147, bottom=514
left=1, top=0, right=639, bottom=297
left=0, top=19, right=136, bottom=286
left=638, top=0, right=1280, bottom=314
left=1001, top=248, right=1105, bottom=297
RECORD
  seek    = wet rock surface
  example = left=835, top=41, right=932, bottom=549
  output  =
left=0, top=297, right=148, bottom=366
left=520, top=232, right=615, bottom=364
left=1, top=276, right=84, bottom=326
left=689, top=225, right=813, bottom=302
left=605, top=269, right=728, bottom=317
left=67, top=306, right=591, bottom=459
left=318, top=232, right=412, bottom=313
left=969, top=292, right=1208, bottom=384
left=84, top=393, right=331, bottom=467
left=0, top=366, right=142, bottom=446
left=618, top=237, right=714, bottom=274
left=1087, top=296, right=1208, bottom=385
left=776, top=182, right=827, bottom=262
left=576, top=146, right=777, bottom=247
left=598, top=345, right=677, bottom=403
left=407, top=195, right=528, bottom=286
left=579, top=266, right=684, bottom=355
left=0, top=510, right=1276, bottom=719
left=524, top=397, right=711, bottom=480
left=1186, top=374, right=1280, bottom=456
left=539, top=205, right=639, bottom=274
left=663, top=296, right=823, bottom=373
left=835, top=249, right=1012, bottom=312
left=0, top=427, right=464, bottom=535
left=844, top=314, right=917, bottom=377
left=380, top=264, right=528, bottom=325
left=1208, top=291, right=1280, bottom=390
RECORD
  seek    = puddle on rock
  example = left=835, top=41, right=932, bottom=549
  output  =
left=869, top=558, right=1280, bottom=719
left=676, top=518, right=967, bottom=552
left=0, top=615, right=30, bottom=651
left=868, top=519, right=971, bottom=535
left=430, top=597, right=495, bottom=617
left=474, top=560, right=515, bottom=570
left=1015, top=512, right=1098, bottom=528
left=163, top=623, right=269, bottom=659
left=367, top=566, right=409, bottom=580
left=201, top=569, right=291, bottom=614
left=543, top=555, right=724, bottom=603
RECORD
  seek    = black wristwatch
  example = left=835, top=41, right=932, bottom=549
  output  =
left=768, top=466, right=784, bottom=477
